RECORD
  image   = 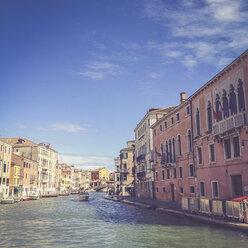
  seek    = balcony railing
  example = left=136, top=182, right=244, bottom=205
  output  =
left=120, top=168, right=129, bottom=173
left=212, top=111, right=248, bottom=136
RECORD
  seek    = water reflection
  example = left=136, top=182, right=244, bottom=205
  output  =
left=0, top=193, right=248, bottom=248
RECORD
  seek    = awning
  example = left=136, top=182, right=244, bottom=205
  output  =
left=14, top=187, right=22, bottom=191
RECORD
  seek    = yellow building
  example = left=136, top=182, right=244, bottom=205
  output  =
left=61, top=169, right=72, bottom=191
left=91, top=168, right=109, bottom=181
left=10, top=161, right=21, bottom=197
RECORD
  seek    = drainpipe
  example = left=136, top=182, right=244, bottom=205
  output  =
left=189, top=99, right=197, bottom=178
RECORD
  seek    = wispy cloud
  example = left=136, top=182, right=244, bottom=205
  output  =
left=137, top=80, right=162, bottom=96
left=143, top=0, right=248, bottom=69
left=51, top=123, right=86, bottom=133
left=58, top=154, right=114, bottom=171
left=78, top=61, right=121, bottom=80
left=148, top=72, right=161, bottom=79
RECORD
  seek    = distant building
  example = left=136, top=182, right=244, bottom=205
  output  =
left=11, top=153, right=38, bottom=197
left=0, top=139, right=12, bottom=199
left=134, top=107, right=176, bottom=199
left=2, top=138, right=58, bottom=195
left=114, top=157, right=120, bottom=193
left=119, top=141, right=135, bottom=196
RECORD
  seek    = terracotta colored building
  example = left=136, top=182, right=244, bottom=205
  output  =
left=152, top=49, right=248, bottom=202
left=152, top=93, right=194, bottom=202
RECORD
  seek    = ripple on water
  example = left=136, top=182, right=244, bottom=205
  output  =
left=1, top=193, right=248, bottom=248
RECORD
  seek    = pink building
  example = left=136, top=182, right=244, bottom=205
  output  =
left=152, top=49, right=248, bottom=202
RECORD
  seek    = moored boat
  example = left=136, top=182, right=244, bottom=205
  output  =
left=78, top=192, right=89, bottom=201
left=1, top=198, right=14, bottom=204
left=29, top=195, right=40, bottom=200
left=22, top=197, right=30, bottom=201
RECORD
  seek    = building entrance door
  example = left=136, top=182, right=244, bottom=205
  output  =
left=232, top=175, right=243, bottom=197
left=171, top=184, right=175, bottom=202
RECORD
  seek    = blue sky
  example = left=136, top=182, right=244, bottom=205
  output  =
left=1, top=0, right=248, bottom=171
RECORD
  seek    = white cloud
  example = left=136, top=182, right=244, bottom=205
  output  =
left=137, top=80, right=162, bottom=96
left=58, top=154, right=115, bottom=171
left=148, top=72, right=161, bottom=79
left=51, top=123, right=86, bottom=133
left=78, top=61, right=121, bottom=80
left=143, top=0, right=248, bottom=69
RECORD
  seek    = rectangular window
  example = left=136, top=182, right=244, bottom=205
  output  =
left=162, top=170, right=165, bottom=180
left=179, top=167, right=183, bottom=178
left=3, top=164, right=6, bottom=173
left=224, top=139, right=231, bottom=159
left=154, top=129, right=156, bottom=136
left=3, top=178, right=6, bottom=184
left=164, top=121, right=167, bottom=129
left=200, top=182, right=205, bottom=197
left=160, top=125, right=162, bottom=131
left=166, top=169, right=170, bottom=179
left=156, top=187, right=159, bottom=193
left=6, top=178, right=9, bottom=186
left=190, top=186, right=195, bottom=194
left=176, top=113, right=180, bottom=121
left=171, top=117, right=174, bottom=125
left=209, top=144, right=215, bottom=162
left=123, top=175, right=127, bottom=181
left=212, top=181, right=219, bottom=198
left=189, top=164, right=194, bottom=177
left=186, top=106, right=190, bottom=115
left=155, top=172, right=158, bottom=181
left=198, top=147, right=202, bottom=165
left=233, top=136, right=240, bottom=157
left=163, top=187, right=166, bottom=192
left=180, top=187, right=183, bottom=194
left=173, top=168, right=176, bottom=178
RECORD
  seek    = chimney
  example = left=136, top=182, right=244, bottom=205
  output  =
left=180, top=92, right=186, bottom=103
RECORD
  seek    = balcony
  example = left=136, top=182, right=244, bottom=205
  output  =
left=137, top=171, right=146, bottom=180
left=136, top=154, right=146, bottom=163
left=212, top=111, right=248, bottom=136
left=120, top=168, right=129, bottom=174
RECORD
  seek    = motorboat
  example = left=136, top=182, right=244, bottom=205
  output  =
left=78, top=192, right=89, bottom=201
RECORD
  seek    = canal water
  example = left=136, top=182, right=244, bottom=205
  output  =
left=0, top=193, right=248, bottom=248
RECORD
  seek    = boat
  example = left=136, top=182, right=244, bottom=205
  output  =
left=22, top=197, right=30, bottom=201
left=59, top=193, right=70, bottom=196
left=41, top=194, right=58, bottom=198
left=29, top=195, right=40, bottom=200
left=78, top=192, right=89, bottom=201
left=14, top=197, right=21, bottom=203
left=1, top=198, right=14, bottom=204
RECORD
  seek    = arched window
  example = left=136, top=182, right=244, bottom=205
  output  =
left=187, top=130, right=192, bottom=153
left=229, top=84, right=237, bottom=115
left=177, top=135, right=182, bottom=156
left=207, top=101, right=212, bottom=131
left=169, top=139, right=172, bottom=163
left=222, top=90, right=229, bottom=119
left=166, top=141, right=169, bottom=163
left=215, top=94, right=222, bottom=121
left=172, top=138, right=176, bottom=162
left=238, top=79, right=245, bottom=112
left=196, top=108, right=201, bottom=136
